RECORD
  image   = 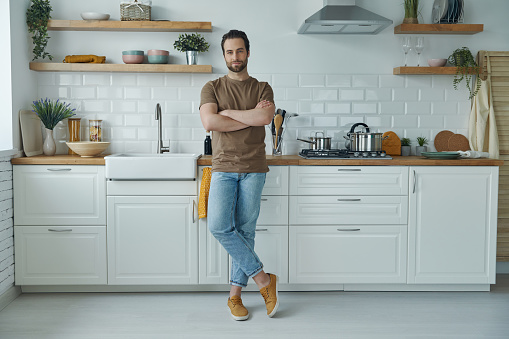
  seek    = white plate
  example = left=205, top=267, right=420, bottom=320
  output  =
left=80, top=12, right=110, bottom=20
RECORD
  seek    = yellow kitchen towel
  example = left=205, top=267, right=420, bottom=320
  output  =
left=63, top=55, right=106, bottom=63
left=198, top=167, right=211, bottom=219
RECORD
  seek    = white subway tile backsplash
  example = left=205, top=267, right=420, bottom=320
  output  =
left=111, top=127, right=138, bottom=140
left=138, top=128, right=158, bottom=141
left=83, top=74, right=111, bottom=86
left=444, top=115, right=469, bottom=129
left=392, top=115, right=418, bottom=128
left=326, top=75, right=351, bottom=88
left=124, top=141, right=153, bottom=153
left=125, top=87, right=151, bottom=100
left=352, top=75, right=378, bottom=88
left=290, top=115, right=312, bottom=127
left=38, top=86, right=68, bottom=99
left=192, top=128, right=207, bottom=141
left=353, top=103, right=377, bottom=114
left=273, top=88, right=286, bottom=101
left=287, top=88, right=312, bottom=100
left=178, top=114, right=202, bottom=128
left=445, top=88, right=470, bottom=102
left=71, top=87, right=96, bottom=99
left=152, top=87, right=178, bottom=100
left=192, top=74, right=218, bottom=88
left=38, top=73, right=55, bottom=86
left=137, top=74, right=165, bottom=87
left=165, top=74, right=192, bottom=87
left=166, top=101, right=193, bottom=114
left=112, top=74, right=137, bottom=86
left=420, top=88, right=445, bottom=101
left=300, top=74, right=325, bottom=87
left=326, top=103, right=351, bottom=114
left=393, top=88, right=419, bottom=102
left=82, top=101, right=111, bottom=113
left=406, top=102, right=431, bottom=115
left=314, top=116, right=338, bottom=127
left=366, top=116, right=391, bottom=128
left=179, top=88, right=201, bottom=101
left=458, top=101, right=471, bottom=115
left=365, top=89, right=391, bottom=101
left=97, top=114, right=124, bottom=127
left=340, top=89, right=364, bottom=101
left=406, top=76, right=432, bottom=88
left=419, top=115, right=444, bottom=128
left=272, top=74, right=298, bottom=88
left=112, top=100, right=137, bottom=114
left=125, top=115, right=152, bottom=127
left=97, top=87, right=123, bottom=100
left=340, top=116, right=364, bottom=127
left=165, top=128, right=193, bottom=140
left=275, top=101, right=298, bottom=113
left=380, top=75, right=404, bottom=88
left=313, top=89, right=338, bottom=101
left=432, top=102, right=457, bottom=115
left=299, top=102, right=324, bottom=114
left=57, top=74, right=82, bottom=86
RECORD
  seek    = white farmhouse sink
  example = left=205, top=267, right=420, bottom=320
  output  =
left=105, top=153, right=201, bottom=180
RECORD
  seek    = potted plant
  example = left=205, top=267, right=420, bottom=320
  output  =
left=401, top=137, right=411, bottom=156
left=448, top=47, right=482, bottom=99
left=173, top=33, right=210, bottom=65
left=416, top=136, right=428, bottom=156
left=32, top=98, right=76, bottom=155
left=403, top=0, right=419, bottom=24
left=26, top=0, right=53, bottom=61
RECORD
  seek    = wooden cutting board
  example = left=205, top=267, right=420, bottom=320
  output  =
left=448, top=134, right=471, bottom=151
left=19, top=110, right=43, bottom=157
left=382, top=131, right=401, bottom=155
left=434, top=130, right=454, bottom=152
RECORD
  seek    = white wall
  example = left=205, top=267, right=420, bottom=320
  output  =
left=1, top=0, right=13, bottom=151
left=22, top=0, right=509, bottom=154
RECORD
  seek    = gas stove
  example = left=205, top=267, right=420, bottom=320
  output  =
left=299, top=149, right=392, bottom=159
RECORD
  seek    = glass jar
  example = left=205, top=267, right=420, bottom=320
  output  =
left=89, top=120, right=103, bottom=142
left=68, top=118, right=81, bottom=155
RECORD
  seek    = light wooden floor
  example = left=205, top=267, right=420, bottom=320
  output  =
left=1, top=277, right=509, bottom=339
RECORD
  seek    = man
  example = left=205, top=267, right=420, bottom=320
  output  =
left=199, top=29, right=279, bottom=321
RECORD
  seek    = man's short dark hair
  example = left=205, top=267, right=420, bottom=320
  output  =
left=221, top=30, right=250, bottom=54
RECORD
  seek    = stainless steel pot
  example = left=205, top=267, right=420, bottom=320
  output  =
left=344, top=123, right=388, bottom=152
left=297, top=132, right=332, bottom=150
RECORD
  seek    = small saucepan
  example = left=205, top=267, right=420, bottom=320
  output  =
left=344, top=122, right=388, bottom=152
left=297, top=132, right=332, bottom=150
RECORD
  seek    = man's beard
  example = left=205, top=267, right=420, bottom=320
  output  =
left=227, top=59, right=247, bottom=73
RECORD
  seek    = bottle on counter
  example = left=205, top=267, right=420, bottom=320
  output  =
left=204, top=131, right=212, bottom=155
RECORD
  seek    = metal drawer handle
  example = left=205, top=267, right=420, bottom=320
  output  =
left=192, top=200, right=196, bottom=224
left=337, top=169, right=361, bottom=172
left=48, top=229, right=73, bottom=232
left=337, top=228, right=361, bottom=232
left=413, top=170, right=416, bottom=194
left=47, top=168, right=72, bottom=172
left=261, top=198, right=268, bottom=201
left=337, top=199, right=361, bottom=202
left=256, top=228, right=268, bottom=232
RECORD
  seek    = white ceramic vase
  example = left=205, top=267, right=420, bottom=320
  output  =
left=43, top=128, right=56, bottom=156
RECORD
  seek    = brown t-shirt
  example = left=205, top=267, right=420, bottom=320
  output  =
left=200, top=75, right=273, bottom=173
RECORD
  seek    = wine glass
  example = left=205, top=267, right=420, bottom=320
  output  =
left=401, top=36, right=412, bottom=67
left=414, top=37, right=425, bottom=67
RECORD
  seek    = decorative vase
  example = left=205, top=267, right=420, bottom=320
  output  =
left=401, top=145, right=411, bottom=156
left=403, top=17, right=419, bottom=24
left=43, top=128, right=56, bottom=156
left=416, top=146, right=427, bottom=156
left=186, top=51, right=198, bottom=65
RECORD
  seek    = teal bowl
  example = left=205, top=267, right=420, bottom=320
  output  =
left=148, top=55, right=169, bottom=64
left=122, top=50, right=144, bottom=56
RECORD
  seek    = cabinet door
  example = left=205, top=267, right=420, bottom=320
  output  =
left=14, top=226, right=107, bottom=285
left=290, top=225, right=407, bottom=284
left=14, top=165, right=106, bottom=225
left=107, top=196, right=198, bottom=285
left=198, top=218, right=229, bottom=284
left=254, top=226, right=289, bottom=284
left=408, top=167, right=498, bottom=284
left=262, top=166, right=289, bottom=195
left=257, top=196, right=289, bottom=225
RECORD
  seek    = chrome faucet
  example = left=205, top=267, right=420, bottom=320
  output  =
left=155, top=103, right=170, bottom=154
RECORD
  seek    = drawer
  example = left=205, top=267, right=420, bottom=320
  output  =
left=289, top=166, right=408, bottom=196
left=262, top=166, right=289, bottom=196
left=14, top=226, right=107, bottom=285
left=13, top=165, right=106, bottom=225
left=289, top=225, right=407, bottom=284
left=258, top=196, right=289, bottom=225
left=289, top=196, right=408, bottom=225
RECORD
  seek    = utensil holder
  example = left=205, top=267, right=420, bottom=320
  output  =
left=271, top=132, right=283, bottom=156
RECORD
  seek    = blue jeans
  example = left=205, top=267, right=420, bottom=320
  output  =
left=207, top=172, right=266, bottom=287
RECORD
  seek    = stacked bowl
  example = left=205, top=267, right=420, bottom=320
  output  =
left=122, top=50, right=144, bottom=64
left=148, top=50, right=169, bottom=64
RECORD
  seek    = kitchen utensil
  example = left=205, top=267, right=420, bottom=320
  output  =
left=80, top=12, right=110, bottom=20
left=421, top=151, right=460, bottom=159
left=434, top=130, right=454, bottom=151
left=65, top=141, right=110, bottom=157
left=298, top=132, right=332, bottom=150
left=382, top=131, right=401, bottom=156
left=274, top=114, right=283, bottom=143
left=19, top=110, right=43, bottom=157
left=427, top=58, right=447, bottom=67
left=448, top=134, right=470, bottom=151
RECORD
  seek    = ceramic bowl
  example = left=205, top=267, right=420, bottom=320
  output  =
left=148, top=49, right=170, bottom=56
left=80, top=12, right=110, bottom=20
left=66, top=142, right=110, bottom=157
left=427, top=58, right=447, bottom=67
left=122, top=50, right=144, bottom=55
left=148, top=55, right=169, bottom=64
left=122, top=55, right=144, bottom=64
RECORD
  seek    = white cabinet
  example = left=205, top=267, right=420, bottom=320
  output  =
left=408, top=166, right=498, bottom=284
left=14, top=165, right=106, bottom=225
left=198, top=218, right=229, bottom=284
left=107, top=196, right=198, bottom=285
left=253, top=226, right=289, bottom=284
left=258, top=196, right=289, bottom=225
left=14, top=226, right=107, bottom=285
left=289, top=226, right=407, bottom=284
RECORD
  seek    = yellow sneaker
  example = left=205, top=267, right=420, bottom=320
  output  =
left=259, top=273, right=279, bottom=317
left=227, top=295, right=249, bottom=321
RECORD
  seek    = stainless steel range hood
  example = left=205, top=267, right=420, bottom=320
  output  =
left=298, top=0, right=393, bottom=35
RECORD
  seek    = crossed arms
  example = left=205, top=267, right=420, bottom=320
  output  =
left=200, top=100, right=275, bottom=132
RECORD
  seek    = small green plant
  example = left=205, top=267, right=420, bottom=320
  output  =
left=173, top=33, right=210, bottom=53
left=401, top=138, right=411, bottom=146
left=404, top=0, right=419, bottom=19
left=416, top=136, right=428, bottom=147
left=26, top=0, right=53, bottom=61
left=448, top=47, right=481, bottom=99
left=32, top=98, right=76, bottom=130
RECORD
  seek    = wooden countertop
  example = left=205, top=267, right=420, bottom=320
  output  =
left=11, top=154, right=504, bottom=166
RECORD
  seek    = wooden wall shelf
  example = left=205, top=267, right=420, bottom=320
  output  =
left=29, top=62, right=212, bottom=73
left=393, top=67, right=478, bottom=75
left=394, top=24, right=483, bottom=35
left=47, top=20, right=212, bottom=32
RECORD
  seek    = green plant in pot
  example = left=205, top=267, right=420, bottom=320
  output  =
left=401, top=137, right=412, bottom=156
left=403, top=0, right=420, bottom=24
left=173, top=33, right=210, bottom=65
left=448, top=47, right=481, bottom=100
left=26, top=0, right=53, bottom=61
left=416, top=136, right=428, bottom=156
